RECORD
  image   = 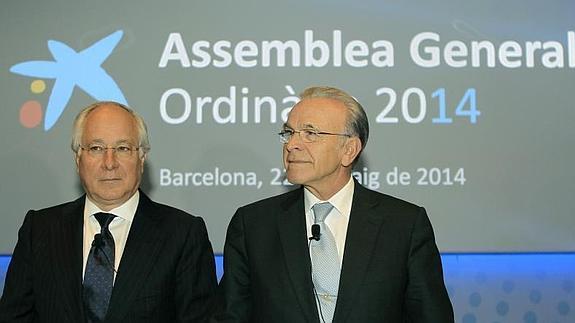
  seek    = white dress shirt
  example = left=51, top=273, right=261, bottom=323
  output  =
left=305, top=177, right=355, bottom=265
left=82, top=191, right=139, bottom=282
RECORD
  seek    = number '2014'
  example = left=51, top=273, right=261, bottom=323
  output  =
left=375, top=87, right=480, bottom=124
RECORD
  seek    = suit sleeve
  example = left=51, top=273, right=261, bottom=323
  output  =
left=175, top=216, right=218, bottom=323
left=0, top=211, right=36, bottom=322
left=211, top=208, right=252, bottom=323
left=404, top=207, right=454, bottom=323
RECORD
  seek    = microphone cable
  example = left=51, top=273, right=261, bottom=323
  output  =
left=309, top=227, right=326, bottom=323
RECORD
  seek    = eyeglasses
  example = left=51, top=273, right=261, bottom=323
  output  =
left=80, top=143, right=140, bottom=158
left=278, top=128, right=351, bottom=144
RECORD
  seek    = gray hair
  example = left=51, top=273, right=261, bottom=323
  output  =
left=71, top=101, right=150, bottom=157
left=299, top=86, right=369, bottom=157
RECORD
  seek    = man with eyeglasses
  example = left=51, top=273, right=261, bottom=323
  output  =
left=214, top=86, right=453, bottom=322
left=0, top=102, right=217, bottom=322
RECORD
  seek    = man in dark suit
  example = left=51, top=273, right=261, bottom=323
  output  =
left=214, top=86, right=454, bottom=322
left=0, top=102, right=217, bottom=322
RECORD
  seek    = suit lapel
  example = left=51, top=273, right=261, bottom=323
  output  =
left=106, top=193, right=164, bottom=321
left=277, top=188, right=319, bottom=323
left=333, top=181, right=384, bottom=323
left=52, top=196, right=86, bottom=321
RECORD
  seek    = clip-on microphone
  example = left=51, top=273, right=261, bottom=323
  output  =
left=309, top=224, right=321, bottom=241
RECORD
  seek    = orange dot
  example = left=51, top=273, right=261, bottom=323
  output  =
left=20, top=100, right=43, bottom=128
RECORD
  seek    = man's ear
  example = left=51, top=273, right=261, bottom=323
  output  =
left=139, top=152, right=147, bottom=173
left=74, top=152, right=80, bottom=172
left=341, top=137, right=362, bottom=167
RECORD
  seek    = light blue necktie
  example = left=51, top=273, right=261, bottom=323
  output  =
left=311, top=202, right=340, bottom=323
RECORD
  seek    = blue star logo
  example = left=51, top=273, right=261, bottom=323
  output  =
left=10, top=30, right=128, bottom=130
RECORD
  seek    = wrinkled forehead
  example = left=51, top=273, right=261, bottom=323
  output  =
left=82, top=105, right=139, bottom=143
left=286, top=97, right=348, bottom=130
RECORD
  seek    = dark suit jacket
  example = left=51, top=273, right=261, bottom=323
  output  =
left=0, top=192, right=217, bottom=323
left=214, top=180, right=454, bottom=322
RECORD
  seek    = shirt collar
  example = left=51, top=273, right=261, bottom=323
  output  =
left=304, top=176, right=355, bottom=218
left=84, top=190, right=139, bottom=223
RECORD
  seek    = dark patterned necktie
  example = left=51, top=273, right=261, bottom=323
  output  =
left=83, top=212, right=116, bottom=322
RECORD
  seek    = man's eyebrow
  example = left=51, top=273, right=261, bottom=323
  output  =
left=282, top=123, right=319, bottom=130
left=301, top=123, right=319, bottom=130
left=114, top=139, right=134, bottom=144
left=84, top=139, right=134, bottom=145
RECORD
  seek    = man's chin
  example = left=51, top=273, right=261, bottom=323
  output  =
left=285, top=173, right=305, bottom=186
left=89, top=192, right=130, bottom=210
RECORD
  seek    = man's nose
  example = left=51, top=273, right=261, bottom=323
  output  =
left=103, top=148, right=119, bottom=169
left=284, top=132, right=303, bottom=151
